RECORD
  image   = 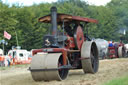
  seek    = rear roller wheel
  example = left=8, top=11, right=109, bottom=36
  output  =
left=118, top=46, right=123, bottom=58
left=118, top=46, right=126, bottom=58
left=81, top=41, right=99, bottom=73
left=30, top=53, right=69, bottom=81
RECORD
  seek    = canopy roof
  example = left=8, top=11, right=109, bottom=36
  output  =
left=39, top=13, right=98, bottom=24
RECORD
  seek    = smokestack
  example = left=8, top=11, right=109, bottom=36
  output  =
left=50, top=6, right=57, bottom=36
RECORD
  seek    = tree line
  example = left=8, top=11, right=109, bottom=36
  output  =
left=0, top=0, right=128, bottom=51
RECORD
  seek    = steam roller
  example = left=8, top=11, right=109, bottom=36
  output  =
left=108, top=42, right=126, bottom=58
left=29, top=6, right=99, bottom=81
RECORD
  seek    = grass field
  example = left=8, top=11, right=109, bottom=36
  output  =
left=103, top=74, right=128, bottom=85
left=0, top=64, right=30, bottom=70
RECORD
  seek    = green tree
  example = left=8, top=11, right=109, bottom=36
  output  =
left=87, top=6, right=119, bottom=41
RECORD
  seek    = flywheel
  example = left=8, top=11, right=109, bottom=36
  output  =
left=74, top=25, right=84, bottom=50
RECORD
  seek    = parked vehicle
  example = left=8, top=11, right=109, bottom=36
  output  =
left=0, top=47, right=32, bottom=67
left=8, top=49, right=32, bottom=65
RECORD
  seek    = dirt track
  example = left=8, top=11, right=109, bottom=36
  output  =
left=0, top=58, right=128, bottom=85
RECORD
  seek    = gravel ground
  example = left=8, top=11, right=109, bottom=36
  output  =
left=0, top=58, right=128, bottom=85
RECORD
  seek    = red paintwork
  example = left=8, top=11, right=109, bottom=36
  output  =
left=72, top=16, right=98, bottom=24
left=108, top=47, right=118, bottom=58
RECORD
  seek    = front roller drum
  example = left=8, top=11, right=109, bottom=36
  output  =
left=81, top=41, right=99, bottom=73
left=30, top=53, right=69, bottom=81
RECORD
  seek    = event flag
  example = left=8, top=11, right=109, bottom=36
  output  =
left=4, top=31, right=11, bottom=40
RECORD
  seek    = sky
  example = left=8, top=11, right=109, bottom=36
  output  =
left=1, top=0, right=111, bottom=6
